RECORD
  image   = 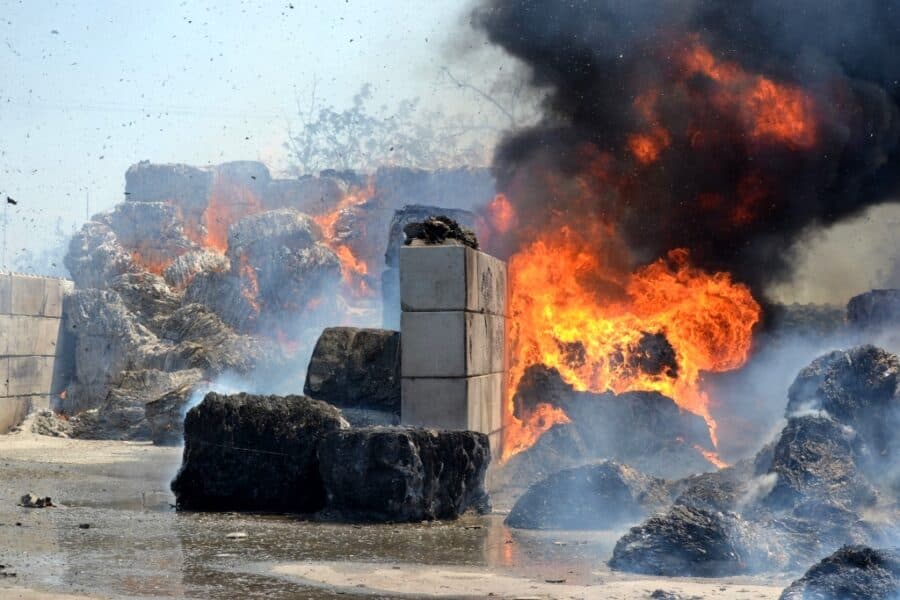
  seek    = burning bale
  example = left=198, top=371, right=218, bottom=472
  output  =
left=303, top=327, right=401, bottom=422
left=779, top=545, right=900, bottom=600
left=318, top=427, right=491, bottom=522
left=505, top=461, right=671, bottom=530
left=497, top=364, right=715, bottom=492
left=171, top=392, right=347, bottom=513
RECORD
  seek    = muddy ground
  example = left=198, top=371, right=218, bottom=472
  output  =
left=0, top=423, right=790, bottom=599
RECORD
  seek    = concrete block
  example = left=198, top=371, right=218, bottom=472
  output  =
left=10, top=275, right=48, bottom=316
left=0, top=314, right=9, bottom=355
left=0, top=396, right=31, bottom=434
left=0, top=273, right=10, bottom=313
left=5, top=316, right=62, bottom=356
left=401, top=373, right=504, bottom=435
left=43, top=278, right=71, bottom=317
left=400, top=245, right=506, bottom=315
left=7, top=356, right=55, bottom=396
left=401, top=311, right=504, bottom=377
left=0, top=357, right=8, bottom=397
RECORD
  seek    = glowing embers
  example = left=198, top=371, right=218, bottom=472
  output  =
left=502, top=225, right=760, bottom=461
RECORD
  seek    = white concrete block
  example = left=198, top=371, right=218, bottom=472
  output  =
left=401, top=372, right=504, bottom=435
left=5, top=316, right=62, bottom=356
left=42, top=279, right=71, bottom=318
left=0, top=357, right=8, bottom=397
left=400, top=245, right=506, bottom=315
left=0, top=315, right=9, bottom=355
left=10, top=275, right=48, bottom=316
left=7, top=356, right=55, bottom=396
left=0, top=274, right=10, bottom=314
left=401, top=311, right=504, bottom=377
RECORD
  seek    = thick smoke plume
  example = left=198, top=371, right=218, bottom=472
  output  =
left=473, top=0, right=900, bottom=296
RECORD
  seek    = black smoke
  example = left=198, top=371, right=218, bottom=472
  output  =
left=472, top=0, right=900, bottom=296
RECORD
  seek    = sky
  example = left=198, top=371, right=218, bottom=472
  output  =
left=0, top=0, right=497, bottom=270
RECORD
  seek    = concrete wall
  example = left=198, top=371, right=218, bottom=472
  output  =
left=0, top=273, right=74, bottom=433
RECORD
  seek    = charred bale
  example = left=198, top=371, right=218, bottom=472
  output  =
left=506, top=461, right=671, bottom=530
left=786, top=346, right=900, bottom=463
left=318, top=427, right=491, bottom=522
left=763, top=415, right=877, bottom=512
left=303, top=327, right=401, bottom=414
left=673, top=459, right=761, bottom=514
left=779, top=545, right=900, bottom=600
left=847, top=289, right=900, bottom=331
left=609, top=505, right=770, bottom=577
left=171, top=392, right=347, bottom=512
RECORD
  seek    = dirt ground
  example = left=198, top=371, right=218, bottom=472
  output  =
left=0, top=420, right=791, bottom=599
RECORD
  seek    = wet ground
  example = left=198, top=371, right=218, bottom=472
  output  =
left=0, top=429, right=789, bottom=599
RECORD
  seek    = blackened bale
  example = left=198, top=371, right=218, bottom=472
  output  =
left=171, top=392, right=346, bottom=512
left=506, top=461, right=671, bottom=530
left=318, top=427, right=490, bottom=522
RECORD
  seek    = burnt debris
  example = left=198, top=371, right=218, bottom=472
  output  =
left=402, top=215, right=479, bottom=249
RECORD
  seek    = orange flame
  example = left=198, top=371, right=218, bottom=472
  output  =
left=177, top=174, right=263, bottom=253
left=503, top=226, right=761, bottom=461
left=237, top=254, right=261, bottom=315
left=312, top=181, right=375, bottom=297
left=681, top=39, right=817, bottom=149
left=487, top=193, right=517, bottom=234
left=129, top=251, right=172, bottom=275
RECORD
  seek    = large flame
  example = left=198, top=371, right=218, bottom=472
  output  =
left=502, top=225, right=761, bottom=462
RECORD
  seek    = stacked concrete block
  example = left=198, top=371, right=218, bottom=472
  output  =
left=399, top=244, right=506, bottom=455
left=0, top=273, right=74, bottom=433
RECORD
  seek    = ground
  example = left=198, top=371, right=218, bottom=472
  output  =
left=0, top=422, right=790, bottom=599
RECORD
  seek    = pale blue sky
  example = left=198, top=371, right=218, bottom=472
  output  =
left=1, top=0, right=497, bottom=269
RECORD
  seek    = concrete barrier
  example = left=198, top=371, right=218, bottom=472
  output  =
left=0, top=273, right=74, bottom=433
left=399, top=246, right=507, bottom=455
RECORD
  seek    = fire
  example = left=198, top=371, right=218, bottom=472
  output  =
left=681, top=39, right=817, bottom=149
left=129, top=251, right=172, bottom=276
left=628, top=126, right=671, bottom=164
left=486, top=194, right=517, bottom=234
left=312, top=181, right=375, bottom=297
left=502, top=226, right=761, bottom=461
left=237, top=254, right=261, bottom=315
left=178, top=174, right=263, bottom=253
